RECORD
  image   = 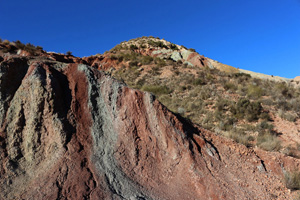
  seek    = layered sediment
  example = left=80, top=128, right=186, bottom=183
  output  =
left=0, top=54, right=297, bottom=199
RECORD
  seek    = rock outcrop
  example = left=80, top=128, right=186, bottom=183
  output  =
left=294, top=76, right=300, bottom=81
left=0, top=41, right=299, bottom=199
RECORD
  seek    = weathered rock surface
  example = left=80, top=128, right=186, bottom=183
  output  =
left=294, top=76, right=300, bottom=81
left=0, top=53, right=298, bottom=199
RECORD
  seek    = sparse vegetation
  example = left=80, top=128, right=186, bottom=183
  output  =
left=141, top=85, right=172, bottom=95
left=278, top=110, right=298, bottom=122
left=224, top=82, right=237, bottom=91
left=285, top=170, right=300, bottom=190
left=247, top=85, right=264, bottom=99
left=130, top=44, right=138, bottom=50
left=231, top=98, right=264, bottom=122
left=141, top=56, right=153, bottom=65
left=283, top=145, right=300, bottom=159
left=107, top=37, right=300, bottom=153
left=0, top=39, right=43, bottom=55
left=3, top=40, right=10, bottom=45
left=147, top=40, right=168, bottom=48
left=188, top=48, right=196, bottom=52
left=257, top=132, right=281, bottom=151
left=226, top=129, right=254, bottom=147
left=170, top=43, right=179, bottom=50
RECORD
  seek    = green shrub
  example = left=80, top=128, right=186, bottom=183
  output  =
left=141, top=56, right=153, bottom=65
left=36, top=46, right=43, bottom=51
left=170, top=43, right=179, bottom=50
left=155, top=58, right=166, bottom=67
left=276, top=98, right=291, bottom=111
left=217, top=120, right=234, bottom=131
left=158, top=94, right=172, bottom=106
left=224, top=82, right=237, bottom=91
left=24, top=43, right=38, bottom=55
left=112, top=44, right=125, bottom=51
left=227, top=129, right=254, bottom=147
left=130, top=44, right=138, bottom=50
left=180, top=45, right=187, bottom=49
left=193, top=78, right=206, bottom=86
left=261, top=98, right=273, bottom=106
left=117, top=55, right=124, bottom=62
left=149, top=66, right=160, bottom=75
left=234, top=73, right=251, bottom=79
left=232, top=98, right=263, bottom=121
left=187, top=101, right=200, bottom=111
left=260, top=112, right=271, bottom=121
left=147, top=40, right=168, bottom=48
left=140, top=44, right=146, bottom=49
left=275, top=82, right=292, bottom=98
left=213, top=110, right=223, bottom=121
left=257, top=120, right=274, bottom=131
left=14, top=40, right=25, bottom=49
left=110, top=55, right=118, bottom=60
left=198, top=89, right=211, bottom=100
left=129, top=61, right=139, bottom=67
left=247, top=85, right=264, bottom=99
left=215, top=98, right=230, bottom=111
left=122, top=52, right=138, bottom=61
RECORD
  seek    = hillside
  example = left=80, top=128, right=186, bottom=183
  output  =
left=87, top=36, right=300, bottom=156
left=0, top=37, right=300, bottom=199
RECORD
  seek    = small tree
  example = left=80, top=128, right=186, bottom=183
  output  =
left=130, top=45, right=138, bottom=51
left=66, top=51, right=72, bottom=56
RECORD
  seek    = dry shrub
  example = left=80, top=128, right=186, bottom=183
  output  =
left=226, top=129, right=254, bottom=147
left=257, top=132, right=281, bottom=151
left=285, top=170, right=300, bottom=190
left=141, top=85, right=171, bottom=95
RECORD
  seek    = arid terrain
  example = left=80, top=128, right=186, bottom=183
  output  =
left=0, top=37, right=300, bottom=199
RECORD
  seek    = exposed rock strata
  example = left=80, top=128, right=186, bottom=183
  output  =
left=0, top=56, right=297, bottom=199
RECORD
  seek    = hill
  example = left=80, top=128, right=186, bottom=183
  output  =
left=89, top=36, right=300, bottom=155
left=0, top=37, right=300, bottom=199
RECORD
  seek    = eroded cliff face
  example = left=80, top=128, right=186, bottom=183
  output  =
left=0, top=55, right=298, bottom=200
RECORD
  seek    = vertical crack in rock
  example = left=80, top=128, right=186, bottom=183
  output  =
left=47, top=64, right=75, bottom=148
left=1, top=61, right=104, bottom=199
left=0, top=57, right=29, bottom=127
left=53, top=63, right=100, bottom=199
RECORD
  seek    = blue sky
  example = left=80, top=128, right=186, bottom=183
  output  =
left=0, top=0, right=299, bottom=78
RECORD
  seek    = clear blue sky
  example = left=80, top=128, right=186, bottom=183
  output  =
left=1, top=0, right=299, bottom=78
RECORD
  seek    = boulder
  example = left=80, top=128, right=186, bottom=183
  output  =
left=170, top=51, right=182, bottom=62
